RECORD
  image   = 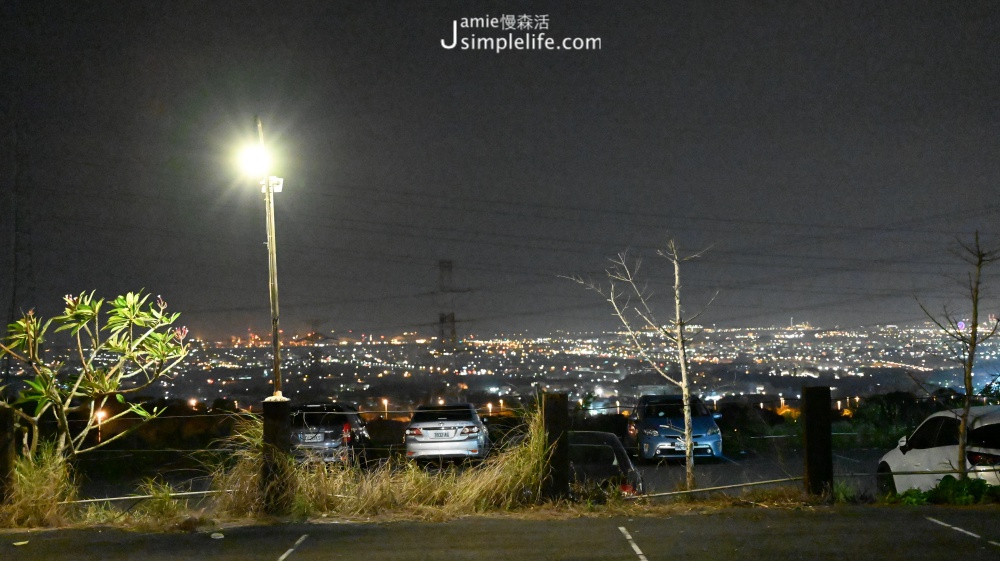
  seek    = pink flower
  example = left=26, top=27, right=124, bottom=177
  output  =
left=174, top=326, right=189, bottom=341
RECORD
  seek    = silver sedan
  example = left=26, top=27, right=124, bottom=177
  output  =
left=405, top=403, right=491, bottom=460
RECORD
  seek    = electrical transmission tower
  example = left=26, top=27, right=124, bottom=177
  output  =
left=438, top=260, right=457, bottom=350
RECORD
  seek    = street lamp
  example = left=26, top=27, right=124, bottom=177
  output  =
left=243, top=116, right=292, bottom=513
left=242, top=116, right=285, bottom=399
left=95, top=410, right=107, bottom=443
left=383, top=398, right=389, bottom=419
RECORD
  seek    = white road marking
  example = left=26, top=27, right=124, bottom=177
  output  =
left=277, top=534, right=309, bottom=561
left=926, top=517, right=989, bottom=541
left=618, top=526, right=649, bottom=561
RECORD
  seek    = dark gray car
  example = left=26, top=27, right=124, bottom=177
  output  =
left=568, top=431, right=645, bottom=497
left=290, top=402, right=370, bottom=463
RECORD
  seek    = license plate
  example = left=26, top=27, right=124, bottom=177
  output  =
left=674, top=441, right=686, bottom=450
left=433, top=431, right=449, bottom=438
left=302, top=433, right=324, bottom=442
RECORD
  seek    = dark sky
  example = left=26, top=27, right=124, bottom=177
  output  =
left=2, top=1, right=1000, bottom=341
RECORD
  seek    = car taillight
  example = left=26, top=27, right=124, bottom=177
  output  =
left=967, top=451, right=1000, bottom=466
left=460, top=426, right=481, bottom=435
left=405, top=428, right=422, bottom=436
left=619, top=483, right=636, bottom=495
left=342, top=422, right=352, bottom=444
left=627, top=424, right=637, bottom=437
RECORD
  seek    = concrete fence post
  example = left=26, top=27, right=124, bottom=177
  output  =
left=261, top=397, right=292, bottom=514
left=802, top=386, right=833, bottom=496
left=542, top=393, right=569, bottom=500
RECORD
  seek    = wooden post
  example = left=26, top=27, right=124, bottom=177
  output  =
left=542, top=393, right=569, bottom=499
left=802, top=386, right=833, bottom=496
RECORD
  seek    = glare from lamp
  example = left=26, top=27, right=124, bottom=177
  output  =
left=240, top=145, right=271, bottom=177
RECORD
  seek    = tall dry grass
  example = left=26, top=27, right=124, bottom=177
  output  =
left=212, top=409, right=550, bottom=519
left=0, top=442, right=77, bottom=527
left=210, top=415, right=297, bottom=516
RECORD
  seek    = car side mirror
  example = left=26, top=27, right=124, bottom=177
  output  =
left=898, top=435, right=909, bottom=454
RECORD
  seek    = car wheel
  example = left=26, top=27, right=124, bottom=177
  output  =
left=876, top=463, right=896, bottom=496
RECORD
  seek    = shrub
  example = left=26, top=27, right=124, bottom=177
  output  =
left=883, top=476, right=1000, bottom=506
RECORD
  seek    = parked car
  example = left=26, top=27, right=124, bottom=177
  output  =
left=877, top=405, right=1000, bottom=494
left=404, top=403, right=490, bottom=460
left=568, top=431, right=644, bottom=497
left=625, top=394, right=723, bottom=462
left=290, top=402, right=370, bottom=463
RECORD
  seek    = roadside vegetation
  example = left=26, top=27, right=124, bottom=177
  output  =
left=882, top=476, right=1000, bottom=506
left=2, top=388, right=997, bottom=530
left=2, top=425, right=998, bottom=530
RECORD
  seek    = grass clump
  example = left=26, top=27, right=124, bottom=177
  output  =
left=132, top=477, right=186, bottom=519
left=74, top=478, right=207, bottom=531
left=0, top=442, right=77, bottom=527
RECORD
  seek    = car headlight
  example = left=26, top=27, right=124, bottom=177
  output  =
left=707, top=426, right=720, bottom=436
left=643, top=428, right=660, bottom=436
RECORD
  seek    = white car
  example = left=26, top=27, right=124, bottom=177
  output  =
left=877, top=405, right=1000, bottom=494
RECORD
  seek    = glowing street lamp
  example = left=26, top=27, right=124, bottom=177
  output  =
left=487, top=403, right=493, bottom=416
left=242, top=116, right=285, bottom=399
left=499, top=399, right=504, bottom=413
left=383, top=398, right=389, bottom=418
left=95, top=410, right=107, bottom=443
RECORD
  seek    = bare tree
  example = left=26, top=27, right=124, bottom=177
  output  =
left=569, top=239, right=712, bottom=490
left=920, top=232, right=1000, bottom=480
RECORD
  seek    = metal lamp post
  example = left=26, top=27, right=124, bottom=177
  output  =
left=246, top=116, right=291, bottom=513
left=254, top=116, right=285, bottom=400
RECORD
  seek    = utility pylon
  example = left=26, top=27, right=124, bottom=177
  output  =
left=438, top=260, right=457, bottom=350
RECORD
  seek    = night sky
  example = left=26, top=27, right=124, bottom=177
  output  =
left=2, top=1, right=999, bottom=341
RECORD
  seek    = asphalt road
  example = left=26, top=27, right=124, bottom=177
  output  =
left=3, top=506, right=998, bottom=561
left=635, top=447, right=886, bottom=498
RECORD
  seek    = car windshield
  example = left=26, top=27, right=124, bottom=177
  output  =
left=569, top=444, right=619, bottom=466
left=411, top=406, right=476, bottom=423
left=969, top=423, right=1000, bottom=448
left=291, top=410, right=351, bottom=429
left=643, top=398, right=709, bottom=418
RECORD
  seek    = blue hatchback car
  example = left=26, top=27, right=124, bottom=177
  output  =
left=626, top=394, right=722, bottom=462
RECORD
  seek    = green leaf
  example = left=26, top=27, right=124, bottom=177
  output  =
left=116, top=393, right=125, bottom=403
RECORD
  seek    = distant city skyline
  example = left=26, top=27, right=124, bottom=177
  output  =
left=3, top=1, right=999, bottom=341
